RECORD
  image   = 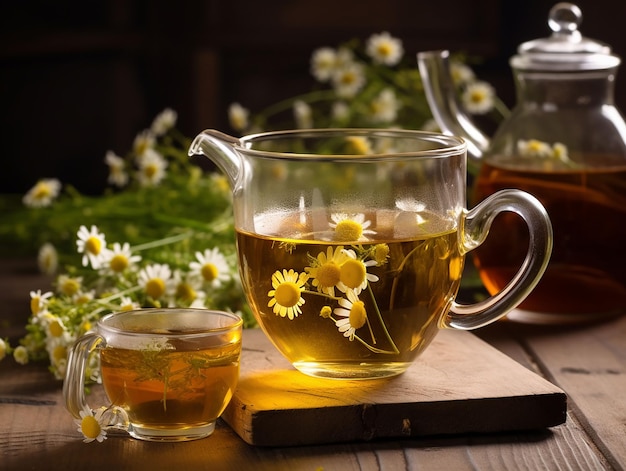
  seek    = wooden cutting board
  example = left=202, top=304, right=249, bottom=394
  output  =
left=222, top=328, right=567, bottom=446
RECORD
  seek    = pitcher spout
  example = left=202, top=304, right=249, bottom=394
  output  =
left=417, top=50, right=490, bottom=165
left=188, top=130, right=243, bottom=186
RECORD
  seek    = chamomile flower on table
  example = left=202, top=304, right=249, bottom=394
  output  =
left=76, top=409, right=108, bottom=443
left=189, top=247, right=231, bottom=289
left=150, top=107, right=178, bottom=136
left=104, top=150, right=129, bottom=188
left=100, top=242, right=141, bottom=275
left=29, top=289, right=53, bottom=315
left=37, top=242, right=58, bottom=275
left=138, top=263, right=173, bottom=302
left=368, top=88, right=400, bottom=123
left=366, top=31, right=404, bottom=66
left=268, top=269, right=309, bottom=320
left=76, top=225, right=107, bottom=269
left=228, top=102, right=250, bottom=132
left=294, top=100, right=313, bottom=128
left=22, top=178, right=62, bottom=208
left=310, top=47, right=337, bottom=82
left=461, top=81, right=495, bottom=115
left=56, top=274, right=83, bottom=297
left=332, top=62, right=366, bottom=98
left=132, top=129, right=156, bottom=159
left=333, top=289, right=368, bottom=340
left=136, top=148, right=168, bottom=187
left=13, top=345, right=29, bottom=365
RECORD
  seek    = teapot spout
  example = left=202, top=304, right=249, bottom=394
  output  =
left=417, top=50, right=490, bottom=164
left=188, top=130, right=243, bottom=186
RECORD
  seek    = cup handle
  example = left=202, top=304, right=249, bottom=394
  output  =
left=63, top=332, right=129, bottom=432
left=444, top=189, right=553, bottom=330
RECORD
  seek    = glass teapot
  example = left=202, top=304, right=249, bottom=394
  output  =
left=418, top=2, right=626, bottom=324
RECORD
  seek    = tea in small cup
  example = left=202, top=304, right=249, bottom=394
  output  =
left=64, top=308, right=242, bottom=442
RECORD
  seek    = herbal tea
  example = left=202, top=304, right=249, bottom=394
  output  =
left=100, top=340, right=240, bottom=430
left=473, top=160, right=626, bottom=319
left=236, top=210, right=463, bottom=378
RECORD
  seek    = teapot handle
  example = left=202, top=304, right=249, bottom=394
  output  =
left=445, top=189, right=553, bottom=329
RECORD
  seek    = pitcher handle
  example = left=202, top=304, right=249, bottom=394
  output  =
left=444, top=189, right=553, bottom=330
left=63, top=332, right=129, bottom=432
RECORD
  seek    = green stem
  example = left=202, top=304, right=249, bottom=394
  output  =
left=366, top=283, right=399, bottom=354
left=131, top=232, right=194, bottom=252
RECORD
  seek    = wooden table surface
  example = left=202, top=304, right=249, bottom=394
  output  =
left=1, top=258, right=625, bottom=471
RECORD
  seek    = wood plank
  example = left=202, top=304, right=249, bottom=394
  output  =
left=222, top=328, right=567, bottom=446
left=520, top=316, right=626, bottom=471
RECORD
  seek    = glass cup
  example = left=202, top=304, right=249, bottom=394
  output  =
left=189, top=128, right=553, bottom=379
left=63, top=308, right=242, bottom=442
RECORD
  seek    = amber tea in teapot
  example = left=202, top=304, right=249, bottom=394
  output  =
left=474, top=157, right=626, bottom=320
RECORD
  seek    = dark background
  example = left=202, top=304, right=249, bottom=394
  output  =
left=2, top=0, right=625, bottom=195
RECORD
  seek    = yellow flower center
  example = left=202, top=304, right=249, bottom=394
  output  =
left=470, top=90, right=486, bottom=104
left=61, top=279, right=80, bottom=296
left=349, top=301, right=367, bottom=329
left=52, top=345, right=67, bottom=363
left=340, top=259, right=366, bottom=289
left=201, top=263, right=219, bottom=282
left=334, top=220, right=363, bottom=242
left=144, top=164, right=158, bottom=178
left=49, top=320, right=64, bottom=337
left=109, top=254, right=129, bottom=272
left=377, top=43, right=392, bottom=58
left=176, top=283, right=196, bottom=302
left=316, top=262, right=341, bottom=288
left=344, top=137, right=370, bottom=155
left=33, top=183, right=52, bottom=199
left=75, top=294, right=91, bottom=305
left=373, top=244, right=390, bottom=265
left=146, top=278, right=165, bottom=299
left=81, top=416, right=101, bottom=440
left=85, top=236, right=102, bottom=256
left=275, top=282, right=301, bottom=308
left=320, top=306, right=332, bottom=318
left=30, top=297, right=40, bottom=315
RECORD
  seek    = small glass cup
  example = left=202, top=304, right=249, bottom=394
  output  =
left=64, top=308, right=242, bottom=442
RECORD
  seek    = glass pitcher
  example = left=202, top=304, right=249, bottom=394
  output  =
left=418, top=3, right=626, bottom=324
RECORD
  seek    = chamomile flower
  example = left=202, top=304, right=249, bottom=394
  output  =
left=104, top=150, right=129, bottom=187
left=76, top=409, right=107, bottom=443
left=305, top=246, right=351, bottom=297
left=101, top=242, right=141, bottom=275
left=0, top=338, right=7, bottom=361
left=173, top=270, right=205, bottom=305
left=138, top=263, right=173, bottom=300
left=366, top=31, right=404, bottom=66
left=332, top=101, right=350, bottom=122
left=332, top=62, right=366, bottom=98
left=150, top=108, right=178, bottom=136
left=73, top=290, right=95, bottom=305
left=293, top=100, right=313, bottom=128
left=337, top=249, right=379, bottom=295
left=368, top=88, right=400, bottom=123
left=37, top=242, right=58, bottom=275
left=268, top=269, right=308, bottom=320
left=310, top=47, right=337, bottom=82
left=330, top=213, right=375, bottom=242
left=22, top=178, right=62, bottom=208
left=56, top=274, right=83, bottom=297
left=450, top=60, right=476, bottom=85
left=333, top=289, right=368, bottom=340
left=518, top=139, right=553, bottom=159
left=30, top=289, right=53, bottom=315
left=76, top=225, right=107, bottom=269
left=189, top=248, right=231, bottom=289
left=13, top=345, right=29, bottom=365
left=552, top=142, right=570, bottom=162
left=461, top=81, right=495, bottom=115
left=343, top=136, right=373, bottom=155
left=228, top=102, right=250, bottom=132
left=136, top=148, right=168, bottom=187
left=118, top=296, right=140, bottom=312
left=132, top=129, right=155, bottom=159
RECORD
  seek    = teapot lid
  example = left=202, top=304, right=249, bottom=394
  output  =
left=510, top=2, right=620, bottom=71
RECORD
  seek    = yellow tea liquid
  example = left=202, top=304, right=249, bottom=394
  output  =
left=100, top=341, right=240, bottom=429
left=474, top=160, right=626, bottom=318
left=237, top=210, right=462, bottom=378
